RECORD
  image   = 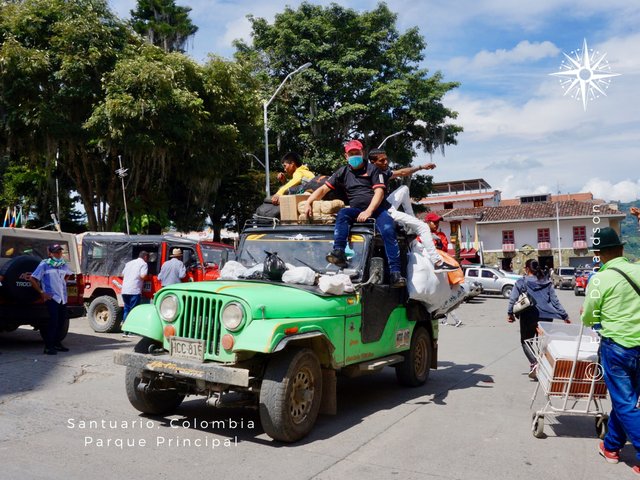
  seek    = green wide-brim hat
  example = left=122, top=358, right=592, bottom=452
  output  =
left=590, top=227, right=626, bottom=250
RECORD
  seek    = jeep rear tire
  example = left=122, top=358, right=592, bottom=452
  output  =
left=125, top=338, right=184, bottom=415
left=0, top=255, right=41, bottom=303
left=259, top=348, right=322, bottom=442
left=87, top=295, right=121, bottom=333
left=396, top=326, right=432, bottom=387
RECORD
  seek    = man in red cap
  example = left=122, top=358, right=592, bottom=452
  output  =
left=305, top=139, right=406, bottom=287
left=425, top=212, right=449, bottom=252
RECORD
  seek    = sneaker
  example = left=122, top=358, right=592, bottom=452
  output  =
left=54, top=344, right=69, bottom=352
left=528, top=364, right=538, bottom=380
left=326, top=249, right=348, bottom=268
left=43, top=348, right=57, bottom=355
left=433, top=262, right=458, bottom=273
left=390, top=272, right=406, bottom=288
left=122, top=332, right=134, bottom=338
left=598, top=442, right=620, bottom=464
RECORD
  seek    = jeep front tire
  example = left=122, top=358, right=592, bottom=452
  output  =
left=87, top=295, right=121, bottom=333
left=259, top=348, right=322, bottom=442
left=125, top=338, right=184, bottom=415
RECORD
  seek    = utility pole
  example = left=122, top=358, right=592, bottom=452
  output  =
left=116, top=155, right=130, bottom=235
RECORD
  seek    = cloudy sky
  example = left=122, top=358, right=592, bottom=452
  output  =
left=109, top=0, right=640, bottom=202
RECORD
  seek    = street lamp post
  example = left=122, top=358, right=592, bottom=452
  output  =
left=263, top=62, right=312, bottom=197
left=116, top=155, right=131, bottom=235
left=378, top=130, right=406, bottom=149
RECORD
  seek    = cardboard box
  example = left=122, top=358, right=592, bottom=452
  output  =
left=279, top=194, right=310, bottom=222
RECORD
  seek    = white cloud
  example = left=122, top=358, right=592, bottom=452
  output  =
left=581, top=178, right=640, bottom=203
left=447, top=41, right=559, bottom=74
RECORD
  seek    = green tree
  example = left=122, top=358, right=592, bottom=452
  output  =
left=130, top=0, right=198, bottom=53
left=0, top=0, right=132, bottom=230
left=234, top=1, right=462, bottom=175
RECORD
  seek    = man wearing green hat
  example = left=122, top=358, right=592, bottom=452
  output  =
left=581, top=227, right=640, bottom=474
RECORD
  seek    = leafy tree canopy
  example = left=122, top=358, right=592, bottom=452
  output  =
left=234, top=1, right=462, bottom=180
left=130, top=0, right=198, bottom=53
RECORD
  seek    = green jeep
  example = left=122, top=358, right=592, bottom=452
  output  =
left=114, top=221, right=439, bottom=442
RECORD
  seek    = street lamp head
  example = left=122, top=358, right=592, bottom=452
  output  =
left=297, top=62, right=312, bottom=72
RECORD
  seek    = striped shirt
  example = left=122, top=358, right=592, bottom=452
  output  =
left=31, top=261, right=73, bottom=304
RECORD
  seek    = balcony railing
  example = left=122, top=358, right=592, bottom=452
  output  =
left=573, top=240, right=588, bottom=249
left=502, top=243, right=515, bottom=252
left=537, top=242, right=552, bottom=250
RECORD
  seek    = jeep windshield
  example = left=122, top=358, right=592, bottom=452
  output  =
left=237, top=231, right=367, bottom=277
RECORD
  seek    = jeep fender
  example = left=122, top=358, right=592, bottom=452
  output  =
left=122, top=304, right=164, bottom=343
left=273, top=331, right=337, bottom=368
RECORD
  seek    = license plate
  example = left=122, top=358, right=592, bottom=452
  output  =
left=170, top=337, right=205, bottom=362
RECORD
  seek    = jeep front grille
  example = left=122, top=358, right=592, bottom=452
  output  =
left=176, top=294, right=222, bottom=355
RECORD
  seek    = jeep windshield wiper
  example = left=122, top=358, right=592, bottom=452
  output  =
left=294, top=257, right=323, bottom=274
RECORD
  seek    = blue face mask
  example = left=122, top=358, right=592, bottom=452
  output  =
left=348, top=156, right=364, bottom=169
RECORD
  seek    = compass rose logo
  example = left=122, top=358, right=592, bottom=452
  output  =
left=550, top=39, right=620, bottom=111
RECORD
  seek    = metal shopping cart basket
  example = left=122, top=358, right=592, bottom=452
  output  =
left=524, top=321, right=609, bottom=439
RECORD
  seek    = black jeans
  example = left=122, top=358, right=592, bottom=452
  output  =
left=44, top=299, right=67, bottom=349
left=518, top=307, right=551, bottom=364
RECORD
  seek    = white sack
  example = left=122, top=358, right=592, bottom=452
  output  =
left=318, top=273, right=354, bottom=295
left=219, top=261, right=247, bottom=280
left=282, top=266, right=316, bottom=285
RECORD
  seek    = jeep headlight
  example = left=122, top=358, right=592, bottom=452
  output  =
left=159, top=294, right=179, bottom=322
left=221, top=302, right=244, bottom=331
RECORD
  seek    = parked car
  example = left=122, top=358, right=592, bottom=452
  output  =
left=463, top=280, right=483, bottom=302
left=0, top=228, right=84, bottom=341
left=82, top=234, right=223, bottom=333
left=499, top=269, right=523, bottom=281
left=464, top=266, right=517, bottom=298
left=552, top=267, right=576, bottom=289
left=114, top=221, right=448, bottom=442
left=574, top=267, right=598, bottom=296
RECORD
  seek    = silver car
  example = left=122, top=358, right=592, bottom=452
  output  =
left=464, top=266, right=517, bottom=298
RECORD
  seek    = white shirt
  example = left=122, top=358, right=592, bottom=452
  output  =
left=158, top=257, right=186, bottom=286
left=121, top=258, right=148, bottom=295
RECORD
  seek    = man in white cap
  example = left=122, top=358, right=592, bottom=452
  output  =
left=158, top=248, right=186, bottom=287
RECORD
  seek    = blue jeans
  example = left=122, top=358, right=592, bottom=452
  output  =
left=44, top=299, right=67, bottom=349
left=333, top=207, right=400, bottom=273
left=122, top=294, right=141, bottom=322
left=600, top=337, right=640, bottom=458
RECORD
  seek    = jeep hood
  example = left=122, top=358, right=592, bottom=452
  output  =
left=164, top=280, right=350, bottom=319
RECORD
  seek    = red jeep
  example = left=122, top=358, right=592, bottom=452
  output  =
left=82, top=235, right=233, bottom=332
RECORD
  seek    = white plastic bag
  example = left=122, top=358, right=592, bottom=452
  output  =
left=318, top=273, right=354, bottom=295
left=406, top=239, right=453, bottom=311
left=219, top=261, right=247, bottom=280
left=282, top=266, right=316, bottom=285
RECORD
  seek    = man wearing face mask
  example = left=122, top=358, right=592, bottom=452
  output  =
left=29, top=244, right=75, bottom=355
left=305, top=139, right=406, bottom=287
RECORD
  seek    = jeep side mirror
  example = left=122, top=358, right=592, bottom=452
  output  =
left=369, top=257, right=384, bottom=285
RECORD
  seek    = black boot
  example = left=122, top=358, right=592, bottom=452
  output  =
left=326, top=249, right=348, bottom=268
left=390, top=272, right=406, bottom=288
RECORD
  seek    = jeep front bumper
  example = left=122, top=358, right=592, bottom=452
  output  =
left=113, top=352, right=250, bottom=387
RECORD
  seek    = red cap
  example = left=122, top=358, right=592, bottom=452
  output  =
left=344, top=139, right=363, bottom=153
left=425, top=213, right=443, bottom=222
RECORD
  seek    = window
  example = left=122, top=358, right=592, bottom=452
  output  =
left=473, top=199, right=484, bottom=207
left=481, top=270, right=495, bottom=278
left=467, top=270, right=478, bottom=277
left=573, top=226, right=586, bottom=242
left=537, top=228, right=550, bottom=243
left=502, top=230, right=514, bottom=244
left=443, top=202, right=453, bottom=209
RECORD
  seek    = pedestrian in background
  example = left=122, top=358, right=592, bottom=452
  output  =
left=29, top=244, right=74, bottom=355
left=121, top=251, right=149, bottom=335
left=507, top=258, right=570, bottom=379
left=581, top=227, right=640, bottom=475
left=158, top=248, right=186, bottom=287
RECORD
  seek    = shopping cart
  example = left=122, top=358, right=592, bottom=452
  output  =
left=524, top=321, right=609, bottom=439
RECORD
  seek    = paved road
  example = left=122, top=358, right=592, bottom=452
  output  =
left=0, top=289, right=634, bottom=480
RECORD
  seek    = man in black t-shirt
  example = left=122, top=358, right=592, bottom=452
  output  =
left=305, top=139, right=406, bottom=288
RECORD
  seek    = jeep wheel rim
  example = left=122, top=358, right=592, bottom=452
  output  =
left=95, top=305, right=110, bottom=325
left=414, top=337, right=428, bottom=378
left=289, top=367, right=315, bottom=424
